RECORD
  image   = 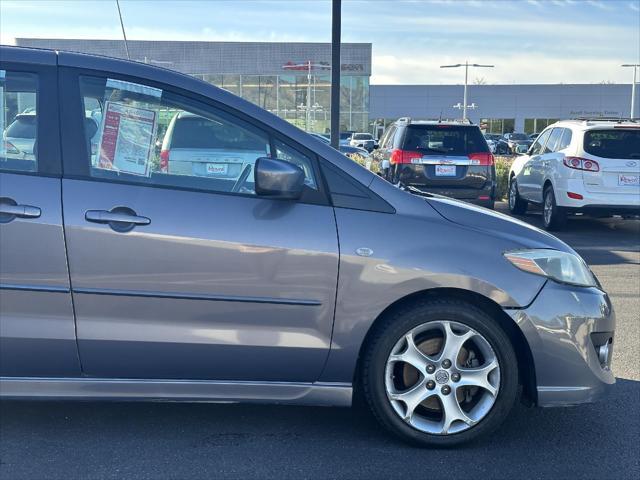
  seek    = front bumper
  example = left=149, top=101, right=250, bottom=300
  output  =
left=508, top=281, right=615, bottom=407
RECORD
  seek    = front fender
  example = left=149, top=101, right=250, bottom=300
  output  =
left=319, top=207, right=546, bottom=383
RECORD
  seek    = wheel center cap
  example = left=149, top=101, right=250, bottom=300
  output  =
left=435, top=370, right=449, bottom=384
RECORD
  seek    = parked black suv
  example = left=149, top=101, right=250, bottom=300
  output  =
left=373, top=118, right=496, bottom=208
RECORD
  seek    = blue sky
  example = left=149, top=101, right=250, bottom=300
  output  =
left=1, top=0, right=639, bottom=84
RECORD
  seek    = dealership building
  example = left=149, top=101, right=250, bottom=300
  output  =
left=15, top=39, right=635, bottom=136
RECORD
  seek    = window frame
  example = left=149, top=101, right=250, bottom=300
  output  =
left=59, top=66, right=329, bottom=206
left=0, top=61, right=60, bottom=177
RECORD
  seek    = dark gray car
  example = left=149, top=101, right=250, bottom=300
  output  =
left=0, top=46, right=615, bottom=447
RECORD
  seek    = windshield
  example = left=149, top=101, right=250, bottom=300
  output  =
left=509, top=133, right=529, bottom=140
left=584, top=129, right=640, bottom=159
left=353, top=133, right=372, bottom=140
left=5, top=116, right=36, bottom=139
left=402, top=125, right=489, bottom=155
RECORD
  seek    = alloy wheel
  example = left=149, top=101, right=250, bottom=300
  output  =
left=384, top=320, right=500, bottom=435
left=544, top=191, right=553, bottom=226
left=509, top=181, right=517, bottom=210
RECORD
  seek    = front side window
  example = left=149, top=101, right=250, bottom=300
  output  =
left=530, top=129, right=551, bottom=155
left=79, top=76, right=317, bottom=195
left=1, top=71, right=38, bottom=172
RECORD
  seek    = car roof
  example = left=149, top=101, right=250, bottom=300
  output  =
left=553, top=119, right=640, bottom=131
left=396, top=120, right=477, bottom=127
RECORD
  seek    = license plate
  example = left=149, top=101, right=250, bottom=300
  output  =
left=206, top=163, right=228, bottom=175
left=435, top=165, right=456, bottom=176
left=618, top=174, right=640, bottom=186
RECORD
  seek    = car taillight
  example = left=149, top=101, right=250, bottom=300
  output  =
left=159, top=149, right=169, bottom=172
left=468, top=152, right=494, bottom=165
left=390, top=149, right=422, bottom=164
left=563, top=156, right=599, bottom=172
left=3, top=141, right=19, bottom=154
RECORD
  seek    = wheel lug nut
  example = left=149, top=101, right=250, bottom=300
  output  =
left=426, top=364, right=435, bottom=374
left=426, top=380, right=436, bottom=390
left=441, top=385, right=451, bottom=395
left=442, top=359, right=452, bottom=369
left=451, top=373, right=461, bottom=382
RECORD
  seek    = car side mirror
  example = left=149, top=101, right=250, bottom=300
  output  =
left=254, top=157, right=305, bottom=200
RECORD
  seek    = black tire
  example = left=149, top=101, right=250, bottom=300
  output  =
left=508, top=178, right=528, bottom=215
left=361, top=299, right=519, bottom=448
left=542, top=185, right=566, bottom=231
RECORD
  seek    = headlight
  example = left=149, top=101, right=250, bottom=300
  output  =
left=504, top=249, right=596, bottom=287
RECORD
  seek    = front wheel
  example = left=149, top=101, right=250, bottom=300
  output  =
left=542, top=185, right=566, bottom=230
left=361, top=299, right=518, bottom=447
left=508, top=178, right=528, bottom=215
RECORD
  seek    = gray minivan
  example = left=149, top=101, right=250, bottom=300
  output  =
left=0, top=46, right=615, bottom=447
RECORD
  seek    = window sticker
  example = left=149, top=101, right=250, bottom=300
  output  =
left=0, top=70, right=5, bottom=157
left=106, top=78, right=162, bottom=99
left=96, top=101, right=158, bottom=176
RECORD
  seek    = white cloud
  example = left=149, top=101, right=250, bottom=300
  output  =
left=371, top=54, right=631, bottom=85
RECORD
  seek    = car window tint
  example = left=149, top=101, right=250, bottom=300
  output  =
left=0, top=71, right=38, bottom=173
left=557, top=128, right=572, bottom=150
left=402, top=125, right=489, bottom=155
left=79, top=75, right=272, bottom=196
left=545, top=128, right=563, bottom=153
left=530, top=129, right=551, bottom=155
left=274, top=140, right=318, bottom=189
left=583, top=129, right=640, bottom=160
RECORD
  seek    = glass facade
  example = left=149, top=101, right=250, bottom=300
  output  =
left=480, top=118, right=515, bottom=134
left=524, top=118, right=560, bottom=134
left=192, top=73, right=369, bottom=134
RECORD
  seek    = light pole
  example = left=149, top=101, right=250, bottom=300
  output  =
left=622, top=64, right=639, bottom=118
left=440, top=62, right=494, bottom=120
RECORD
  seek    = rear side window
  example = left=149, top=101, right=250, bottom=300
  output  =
left=544, top=128, right=563, bottom=153
left=402, top=125, right=488, bottom=155
left=78, top=76, right=318, bottom=196
left=1, top=70, right=38, bottom=172
left=584, top=129, right=640, bottom=159
left=557, top=128, right=572, bottom=150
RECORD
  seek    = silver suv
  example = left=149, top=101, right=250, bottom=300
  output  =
left=0, top=46, right=615, bottom=447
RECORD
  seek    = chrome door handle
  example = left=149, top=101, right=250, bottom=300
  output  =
left=0, top=198, right=41, bottom=223
left=85, top=209, right=150, bottom=226
left=0, top=204, right=41, bottom=218
left=85, top=207, right=150, bottom=233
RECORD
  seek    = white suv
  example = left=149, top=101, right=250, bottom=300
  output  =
left=508, top=119, right=640, bottom=230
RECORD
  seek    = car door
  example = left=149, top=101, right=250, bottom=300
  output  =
left=530, top=127, right=563, bottom=202
left=59, top=66, right=339, bottom=382
left=0, top=49, right=81, bottom=377
left=517, top=129, right=551, bottom=200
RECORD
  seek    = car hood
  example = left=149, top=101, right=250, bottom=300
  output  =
left=424, top=196, right=574, bottom=253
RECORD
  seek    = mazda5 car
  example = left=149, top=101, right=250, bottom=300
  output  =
left=0, top=46, right=615, bottom=447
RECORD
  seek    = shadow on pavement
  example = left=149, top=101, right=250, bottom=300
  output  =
left=1, top=378, right=638, bottom=479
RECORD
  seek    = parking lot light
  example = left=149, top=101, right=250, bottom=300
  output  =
left=440, top=62, right=494, bottom=120
left=621, top=64, right=640, bottom=118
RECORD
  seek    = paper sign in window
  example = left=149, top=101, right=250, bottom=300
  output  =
left=97, top=101, right=157, bottom=176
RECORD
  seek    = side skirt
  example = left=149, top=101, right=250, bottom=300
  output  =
left=0, top=377, right=352, bottom=407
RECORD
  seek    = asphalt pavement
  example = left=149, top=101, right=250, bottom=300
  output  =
left=1, top=203, right=639, bottom=480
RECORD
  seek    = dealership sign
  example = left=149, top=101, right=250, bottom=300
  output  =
left=282, top=61, right=364, bottom=72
